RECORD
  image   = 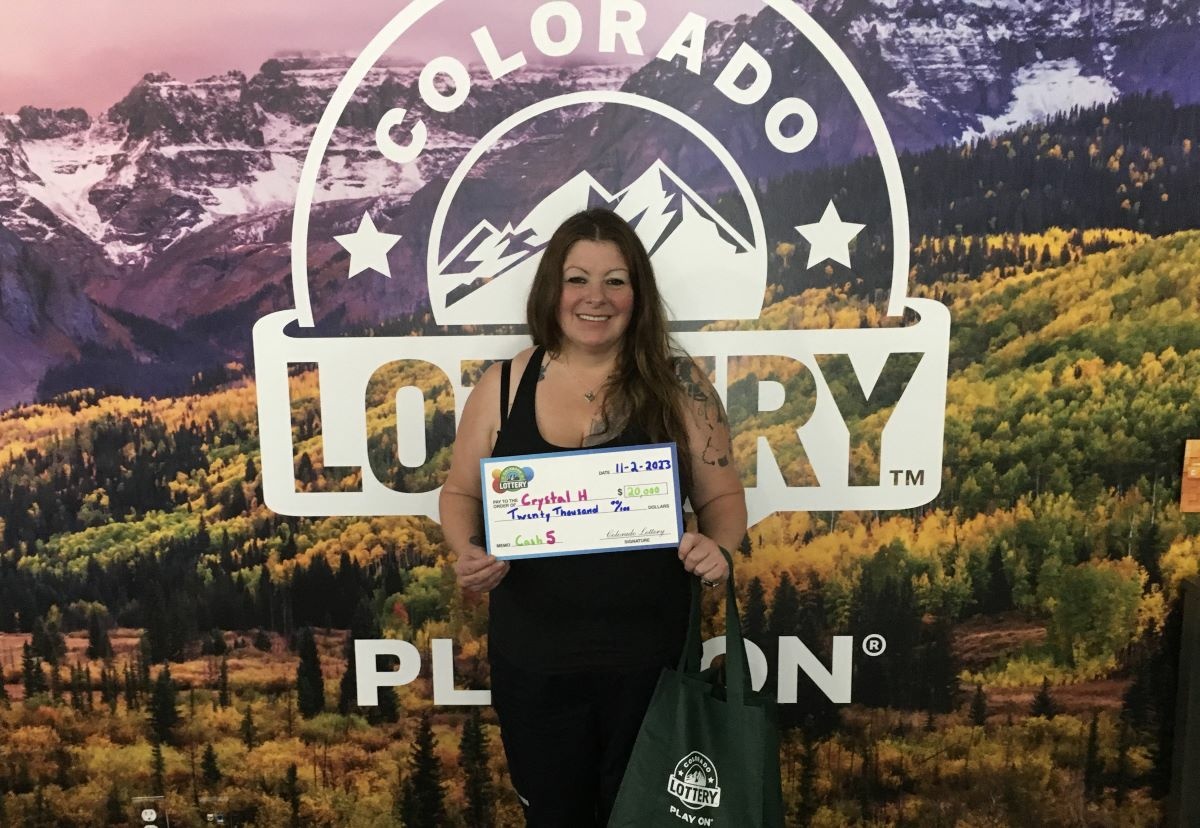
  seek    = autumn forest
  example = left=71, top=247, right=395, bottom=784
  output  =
left=1, top=96, right=1199, bottom=826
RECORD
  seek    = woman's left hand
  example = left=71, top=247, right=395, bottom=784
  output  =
left=677, top=532, right=729, bottom=586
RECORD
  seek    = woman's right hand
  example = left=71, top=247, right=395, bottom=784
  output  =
left=454, top=540, right=510, bottom=592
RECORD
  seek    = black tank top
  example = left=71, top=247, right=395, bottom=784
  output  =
left=487, top=346, right=690, bottom=672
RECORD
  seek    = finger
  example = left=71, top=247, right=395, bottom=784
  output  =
left=459, top=549, right=502, bottom=573
left=475, top=562, right=509, bottom=592
left=456, top=558, right=491, bottom=577
left=677, top=532, right=698, bottom=559
left=697, top=558, right=726, bottom=583
left=476, top=559, right=506, bottom=581
left=682, top=542, right=713, bottom=571
left=460, top=556, right=504, bottom=586
left=697, top=548, right=729, bottom=580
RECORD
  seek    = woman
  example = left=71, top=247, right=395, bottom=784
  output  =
left=440, top=208, right=746, bottom=826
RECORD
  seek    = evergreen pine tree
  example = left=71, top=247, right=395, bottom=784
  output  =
left=1115, top=720, right=1133, bottom=805
left=796, top=729, right=818, bottom=827
left=151, top=739, right=166, bottom=796
left=856, top=739, right=875, bottom=821
left=48, top=663, right=62, bottom=703
left=1030, top=676, right=1057, bottom=719
left=970, top=683, right=988, bottom=726
left=104, top=783, right=124, bottom=825
left=87, top=614, right=113, bottom=660
left=149, top=665, right=180, bottom=744
left=1134, top=519, right=1164, bottom=588
left=743, top=576, right=768, bottom=645
left=217, top=656, right=230, bottom=708
left=31, top=614, right=66, bottom=666
left=767, top=572, right=801, bottom=640
left=145, top=584, right=175, bottom=663
left=224, top=481, right=248, bottom=519
left=123, top=663, right=139, bottom=711
left=296, top=453, right=315, bottom=488
left=240, top=705, right=257, bottom=750
left=21, top=644, right=47, bottom=698
left=0, top=671, right=9, bottom=707
left=333, top=552, right=361, bottom=629
left=201, top=744, right=221, bottom=788
left=917, top=620, right=960, bottom=714
left=1083, top=711, right=1102, bottom=801
left=102, top=665, right=119, bottom=712
left=284, top=763, right=302, bottom=828
left=69, top=664, right=83, bottom=710
left=257, top=568, right=276, bottom=630
left=295, top=627, right=324, bottom=718
left=402, top=713, right=447, bottom=828
left=1149, top=598, right=1186, bottom=797
left=981, top=544, right=1013, bottom=613
left=392, top=765, right=409, bottom=823
left=1121, top=652, right=1155, bottom=737
left=459, top=708, right=494, bottom=827
left=136, top=635, right=152, bottom=691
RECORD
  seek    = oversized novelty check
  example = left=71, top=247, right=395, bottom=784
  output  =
left=481, top=443, right=684, bottom=560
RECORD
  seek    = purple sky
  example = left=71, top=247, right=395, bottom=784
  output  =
left=1, top=0, right=764, bottom=115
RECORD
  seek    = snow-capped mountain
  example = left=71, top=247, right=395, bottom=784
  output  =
left=3, top=1, right=1194, bottom=274
left=0, top=0, right=1196, bottom=404
left=434, top=160, right=759, bottom=324
left=829, top=0, right=1200, bottom=140
left=0, top=58, right=634, bottom=270
left=605, top=0, right=1200, bottom=179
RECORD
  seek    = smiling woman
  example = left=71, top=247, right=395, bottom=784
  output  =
left=555, top=238, right=635, bottom=358
left=439, top=207, right=747, bottom=826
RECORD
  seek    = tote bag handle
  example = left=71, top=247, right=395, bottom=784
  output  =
left=678, top=546, right=751, bottom=706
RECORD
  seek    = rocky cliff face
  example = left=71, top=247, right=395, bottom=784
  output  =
left=0, top=224, right=127, bottom=407
left=830, top=0, right=1199, bottom=137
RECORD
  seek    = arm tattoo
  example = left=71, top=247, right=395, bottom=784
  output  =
left=675, top=359, right=731, bottom=467
left=468, top=534, right=484, bottom=548
left=538, top=358, right=548, bottom=382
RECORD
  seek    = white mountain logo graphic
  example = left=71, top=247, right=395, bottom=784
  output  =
left=431, top=159, right=763, bottom=324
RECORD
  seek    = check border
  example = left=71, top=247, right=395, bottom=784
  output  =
left=480, top=442, right=684, bottom=560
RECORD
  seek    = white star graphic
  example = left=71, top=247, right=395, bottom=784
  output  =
left=334, top=212, right=401, bottom=279
left=795, top=201, right=865, bottom=269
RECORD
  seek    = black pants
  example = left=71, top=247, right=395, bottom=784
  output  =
left=490, top=654, right=666, bottom=827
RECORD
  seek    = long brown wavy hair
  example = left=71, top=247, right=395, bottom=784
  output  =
left=527, top=208, right=693, bottom=490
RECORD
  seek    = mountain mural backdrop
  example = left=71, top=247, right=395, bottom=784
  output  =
left=0, top=0, right=1196, bottom=407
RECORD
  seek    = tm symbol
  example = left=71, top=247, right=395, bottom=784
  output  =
left=888, top=469, right=925, bottom=486
left=862, top=634, right=887, bottom=656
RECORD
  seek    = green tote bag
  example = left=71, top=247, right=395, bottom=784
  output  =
left=609, top=549, right=784, bottom=827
